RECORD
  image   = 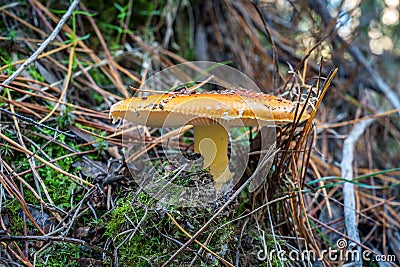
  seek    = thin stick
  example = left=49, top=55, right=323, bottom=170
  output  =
left=79, top=2, right=129, bottom=98
left=0, top=108, right=75, bottom=138
left=166, top=212, right=234, bottom=267
left=1, top=158, right=63, bottom=223
left=308, top=215, right=388, bottom=261
left=39, top=42, right=75, bottom=123
left=0, top=0, right=80, bottom=93
left=0, top=235, right=112, bottom=256
left=307, top=0, right=400, bottom=116
left=161, top=150, right=277, bottom=266
left=0, top=132, right=94, bottom=188
left=340, top=118, right=374, bottom=267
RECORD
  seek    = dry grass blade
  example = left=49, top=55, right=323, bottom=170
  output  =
left=0, top=43, right=74, bottom=73
left=162, top=150, right=278, bottom=266
left=0, top=0, right=398, bottom=265
left=166, top=212, right=234, bottom=267
left=0, top=0, right=79, bottom=93
left=0, top=171, right=45, bottom=235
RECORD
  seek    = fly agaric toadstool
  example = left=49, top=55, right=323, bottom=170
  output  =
left=110, top=90, right=310, bottom=188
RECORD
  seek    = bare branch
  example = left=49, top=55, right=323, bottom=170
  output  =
left=341, top=118, right=374, bottom=267
left=0, top=0, right=80, bottom=93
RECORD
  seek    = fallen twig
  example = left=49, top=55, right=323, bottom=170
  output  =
left=0, top=0, right=80, bottom=93
left=161, top=150, right=278, bottom=266
left=341, top=118, right=375, bottom=267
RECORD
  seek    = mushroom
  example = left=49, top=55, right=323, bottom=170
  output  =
left=110, top=90, right=310, bottom=188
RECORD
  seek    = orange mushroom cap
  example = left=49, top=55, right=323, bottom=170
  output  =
left=109, top=90, right=310, bottom=127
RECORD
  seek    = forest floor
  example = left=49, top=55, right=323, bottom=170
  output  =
left=0, top=1, right=399, bottom=266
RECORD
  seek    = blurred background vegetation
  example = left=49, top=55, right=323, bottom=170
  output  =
left=0, top=0, right=399, bottom=266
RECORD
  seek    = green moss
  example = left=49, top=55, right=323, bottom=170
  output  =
left=56, top=106, right=74, bottom=129
left=27, top=65, right=45, bottom=82
left=2, top=200, right=24, bottom=235
left=36, top=243, right=94, bottom=267
left=104, top=193, right=168, bottom=265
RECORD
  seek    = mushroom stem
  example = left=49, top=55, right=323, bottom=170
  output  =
left=193, top=124, right=234, bottom=188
